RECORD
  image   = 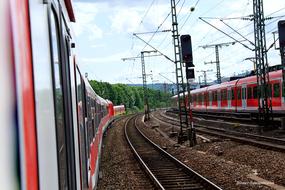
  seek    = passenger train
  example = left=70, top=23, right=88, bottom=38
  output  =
left=0, top=0, right=124, bottom=189
left=172, top=69, right=285, bottom=116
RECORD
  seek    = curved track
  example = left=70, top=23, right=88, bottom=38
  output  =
left=154, top=110, right=285, bottom=152
left=125, top=115, right=221, bottom=190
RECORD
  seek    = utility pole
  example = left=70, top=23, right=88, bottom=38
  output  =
left=122, top=53, right=159, bottom=121
left=244, top=57, right=256, bottom=71
left=159, top=73, right=176, bottom=94
left=198, top=70, right=212, bottom=86
left=141, top=50, right=157, bottom=121
left=171, top=0, right=195, bottom=146
left=201, top=41, right=235, bottom=84
left=198, top=76, right=202, bottom=85
left=253, top=0, right=272, bottom=127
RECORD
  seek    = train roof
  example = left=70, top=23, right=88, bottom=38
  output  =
left=237, top=69, right=281, bottom=85
left=114, top=105, right=125, bottom=108
left=83, top=77, right=108, bottom=106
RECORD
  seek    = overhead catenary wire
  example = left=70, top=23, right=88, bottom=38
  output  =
left=199, top=7, right=285, bottom=47
left=179, top=0, right=200, bottom=31
left=138, top=0, right=156, bottom=27
left=199, top=17, right=254, bottom=51
left=138, top=0, right=182, bottom=55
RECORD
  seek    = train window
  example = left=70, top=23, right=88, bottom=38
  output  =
left=267, top=84, right=272, bottom=97
left=214, top=91, right=217, bottom=102
left=242, top=88, right=246, bottom=99
left=231, top=89, right=235, bottom=100
left=227, top=90, right=231, bottom=100
left=222, top=90, right=227, bottom=101
left=49, top=9, right=68, bottom=189
left=75, top=70, right=88, bottom=187
left=273, top=83, right=280, bottom=97
left=253, top=86, right=258, bottom=99
left=247, top=87, right=252, bottom=99
left=217, top=91, right=221, bottom=101
left=208, top=92, right=212, bottom=102
left=237, top=88, right=241, bottom=100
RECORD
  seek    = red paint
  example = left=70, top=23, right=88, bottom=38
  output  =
left=180, top=70, right=284, bottom=113
left=13, top=0, right=39, bottom=189
left=64, top=0, right=75, bottom=22
left=88, top=115, right=111, bottom=190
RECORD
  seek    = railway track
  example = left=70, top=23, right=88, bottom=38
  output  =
left=125, top=115, right=221, bottom=190
left=153, top=110, right=285, bottom=152
left=167, top=108, right=281, bottom=126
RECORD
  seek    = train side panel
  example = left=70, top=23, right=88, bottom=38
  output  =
left=176, top=70, right=285, bottom=115
left=0, top=1, right=18, bottom=188
left=114, top=105, right=126, bottom=116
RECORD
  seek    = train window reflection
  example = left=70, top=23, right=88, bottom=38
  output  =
left=274, top=83, right=280, bottom=97
left=247, top=87, right=252, bottom=99
left=253, top=86, right=258, bottom=99
left=50, top=9, right=68, bottom=189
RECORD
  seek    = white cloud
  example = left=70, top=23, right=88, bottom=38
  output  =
left=109, top=8, right=142, bottom=33
left=73, top=2, right=103, bottom=39
left=73, top=0, right=285, bottom=84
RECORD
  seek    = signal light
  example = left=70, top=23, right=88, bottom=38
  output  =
left=186, top=68, right=195, bottom=79
left=180, top=34, right=194, bottom=66
left=278, top=20, right=285, bottom=49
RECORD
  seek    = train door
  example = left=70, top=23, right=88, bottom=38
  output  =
left=48, top=2, right=77, bottom=189
left=201, top=92, right=204, bottom=107
left=75, top=68, right=88, bottom=189
left=227, top=88, right=231, bottom=109
left=242, top=85, right=247, bottom=109
left=208, top=91, right=212, bottom=106
left=217, top=90, right=221, bottom=108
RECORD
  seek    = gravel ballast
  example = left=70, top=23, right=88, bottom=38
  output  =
left=140, top=112, right=285, bottom=190
left=97, top=117, right=154, bottom=190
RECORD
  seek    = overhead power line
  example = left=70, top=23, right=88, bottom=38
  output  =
left=199, top=17, right=254, bottom=51
left=139, top=0, right=156, bottom=26
left=133, top=30, right=171, bottom=35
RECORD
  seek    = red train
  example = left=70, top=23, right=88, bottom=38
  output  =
left=0, top=0, right=124, bottom=190
left=114, top=105, right=126, bottom=115
left=172, top=69, right=285, bottom=115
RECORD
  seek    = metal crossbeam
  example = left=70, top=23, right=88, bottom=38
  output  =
left=141, top=51, right=157, bottom=121
left=201, top=42, right=236, bottom=84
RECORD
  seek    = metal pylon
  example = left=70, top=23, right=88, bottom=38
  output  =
left=170, top=0, right=191, bottom=144
left=141, top=51, right=154, bottom=121
left=253, top=0, right=272, bottom=127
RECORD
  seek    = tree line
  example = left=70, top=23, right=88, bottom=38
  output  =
left=89, top=80, right=172, bottom=112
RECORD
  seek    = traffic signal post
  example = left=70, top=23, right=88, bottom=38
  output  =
left=180, top=34, right=197, bottom=146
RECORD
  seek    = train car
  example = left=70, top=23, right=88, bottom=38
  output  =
left=106, top=100, right=115, bottom=118
left=114, top=105, right=126, bottom=116
left=172, top=70, right=285, bottom=115
left=1, top=0, right=118, bottom=189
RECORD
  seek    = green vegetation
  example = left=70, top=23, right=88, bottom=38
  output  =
left=89, top=80, right=172, bottom=113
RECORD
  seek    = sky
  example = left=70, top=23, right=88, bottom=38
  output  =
left=72, top=0, right=285, bottom=84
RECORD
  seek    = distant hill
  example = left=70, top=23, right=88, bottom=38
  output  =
left=126, top=83, right=176, bottom=94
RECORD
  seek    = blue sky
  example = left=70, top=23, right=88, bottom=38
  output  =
left=72, top=0, right=285, bottom=84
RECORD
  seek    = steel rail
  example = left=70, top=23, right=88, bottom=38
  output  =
left=124, top=114, right=222, bottom=190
